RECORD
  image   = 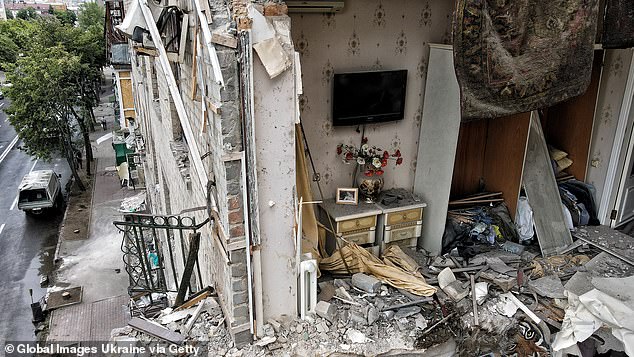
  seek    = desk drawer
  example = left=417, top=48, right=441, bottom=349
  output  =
left=384, top=222, right=422, bottom=243
left=338, top=216, right=377, bottom=233
left=386, top=208, right=423, bottom=225
left=339, top=228, right=376, bottom=245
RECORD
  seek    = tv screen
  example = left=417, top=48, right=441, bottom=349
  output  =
left=332, top=70, right=407, bottom=126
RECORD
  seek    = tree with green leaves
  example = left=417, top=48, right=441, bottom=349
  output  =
left=5, top=46, right=87, bottom=190
left=16, top=7, right=38, bottom=20
left=78, top=2, right=104, bottom=31
left=54, top=9, right=77, bottom=26
left=0, top=34, right=19, bottom=69
left=6, top=11, right=14, bottom=19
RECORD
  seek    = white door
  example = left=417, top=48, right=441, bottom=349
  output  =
left=615, top=105, right=634, bottom=226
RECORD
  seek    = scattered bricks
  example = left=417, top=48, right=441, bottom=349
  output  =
left=228, top=209, right=244, bottom=224
left=229, top=224, right=245, bottom=238
left=267, top=318, right=281, bottom=333
left=352, top=273, right=381, bottom=293
left=264, top=2, right=288, bottom=16
left=366, top=306, right=379, bottom=325
left=350, top=311, right=367, bottom=325
left=315, top=301, right=337, bottom=323
left=333, top=279, right=351, bottom=290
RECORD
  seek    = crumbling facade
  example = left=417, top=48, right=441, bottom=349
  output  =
left=110, top=0, right=299, bottom=345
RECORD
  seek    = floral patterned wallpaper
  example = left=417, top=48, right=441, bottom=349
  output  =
left=290, top=0, right=454, bottom=198
left=586, top=48, right=634, bottom=213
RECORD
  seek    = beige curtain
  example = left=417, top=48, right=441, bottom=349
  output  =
left=295, top=124, right=326, bottom=260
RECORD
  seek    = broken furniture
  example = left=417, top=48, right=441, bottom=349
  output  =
left=318, top=190, right=427, bottom=257
left=414, top=44, right=604, bottom=256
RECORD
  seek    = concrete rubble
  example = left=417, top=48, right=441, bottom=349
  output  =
left=108, top=229, right=634, bottom=356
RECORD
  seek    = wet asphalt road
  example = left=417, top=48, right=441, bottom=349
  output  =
left=0, top=97, right=71, bottom=342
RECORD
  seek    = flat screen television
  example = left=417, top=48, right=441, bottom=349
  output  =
left=332, top=70, right=408, bottom=126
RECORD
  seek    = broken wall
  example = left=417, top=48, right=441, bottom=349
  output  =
left=129, top=0, right=252, bottom=345
left=289, top=0, right=453, bottom=197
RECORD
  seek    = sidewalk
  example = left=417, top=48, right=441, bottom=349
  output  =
left=47, top=68, right=137, bottom=341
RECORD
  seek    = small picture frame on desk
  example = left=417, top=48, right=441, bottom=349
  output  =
left=336, top=188, right=359, bottom=205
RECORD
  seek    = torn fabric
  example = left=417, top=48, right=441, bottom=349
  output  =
left=552, top=287, right=634, bottom=356
left=319, top=243, right=436, bottom=297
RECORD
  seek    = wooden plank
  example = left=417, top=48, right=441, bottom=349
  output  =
left=483, top=112, right=531, bottom=217
left=174, top=290, right=211, bottom=311
left=178, top=14, right=189, bottom=63
left=191, top=27, right=199, bottom=100
left=542, top=51, right=603, bottom=181
left=413, top=45, right=462, bottom=255
left=451, top=119, right=488, bottom=197
left=211, top=32, right=238, bottom=48
left=128, top=317, right=185, bottom=344
left=522, top=112, right=573, bottom=256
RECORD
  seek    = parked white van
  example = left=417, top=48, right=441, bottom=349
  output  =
left=18, top=170, right=64, bottom=215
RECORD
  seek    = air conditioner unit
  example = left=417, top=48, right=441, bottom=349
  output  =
left=286, top=1, right=344, bottom=13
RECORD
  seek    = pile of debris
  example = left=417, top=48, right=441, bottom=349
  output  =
left=111, top=228, right=634, bottom=356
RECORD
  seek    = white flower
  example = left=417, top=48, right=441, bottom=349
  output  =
left=357, top=157, right=365, bottom=165
left=361, top=144, right=369, bottom=153
left=372, top=157, right=382, bottom=168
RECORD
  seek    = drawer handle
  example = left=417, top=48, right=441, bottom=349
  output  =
left=355, top=220, right=360, bottom=227
left=402, top=214, right=407, bottom=220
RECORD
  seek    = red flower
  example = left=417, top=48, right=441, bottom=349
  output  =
left=336, top=145, right=343, bottom=155
left=376, top=169, right=384, bottom=175
left=345, top=152, right=354, bottom=160
left=396, top=157, right=403, bottom=165
left=392, top=149, right=401, bottom=157
left=361, top=137, right=368, bottom=144
left=381, top=159, right=387, bottom=167
left=383, top=151, right=389, bottom=159
left=364, top=170, right=374, bottom=177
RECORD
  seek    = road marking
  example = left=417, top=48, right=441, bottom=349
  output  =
left=0, top=224, right=4, bottom=235
left=10, top=196, right=18, bottom=210
left=29, top=159, right=39, bottom=172
left=0, top=135, right=19, bottom=164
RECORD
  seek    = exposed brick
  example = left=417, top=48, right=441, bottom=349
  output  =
left=230, top=249, right=247, bottom=264
left=228, top=209, right=243, bottom=224
left=231, top=263, right=247, bottom=277
left=227, top=195, right=241, bottom=210
left=233, top=304, right=248, bottom=319
left=232, top=291, right=248, bottom=305
left=229, top=224, right=245, bottom=238
left=232, top=277, right=247, bottom=291
left=264, top=2, right=288, bottom=16
left=232, top=328, right=252, bottom=348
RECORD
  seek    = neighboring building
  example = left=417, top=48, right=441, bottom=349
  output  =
left=3, top=1, right=67, bottom=18
left=0, top=0, right=7, bottom=20
left=106, top=0, right=634, bottom=347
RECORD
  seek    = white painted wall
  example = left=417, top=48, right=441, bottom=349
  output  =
left=253, top=35, right=297, bottom=319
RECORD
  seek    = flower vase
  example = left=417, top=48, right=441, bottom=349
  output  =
left=356, top=164, right=384, bottom=203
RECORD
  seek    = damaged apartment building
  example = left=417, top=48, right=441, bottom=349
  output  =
left=104, top=0, right=634, bottom=354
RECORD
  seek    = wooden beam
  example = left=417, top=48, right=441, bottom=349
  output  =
left=191, top=27, right=199, bottom=100
left=523, top=112, right=573, bottom=256
left=128, top=317, right=185, bottom=344
left=178, top=14, right=189, bottom=63
left=175, top=233, right=201, bottom=306
left=191, top=0, right=224, bottom=85
left=211, top=32, right=238, bottom=48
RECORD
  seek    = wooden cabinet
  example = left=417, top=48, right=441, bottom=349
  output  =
left=414, top=44, right=604, bottom=255
left=318, top=199, right=382, bottom=256
left=318, top=189, right=426, bottom=256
